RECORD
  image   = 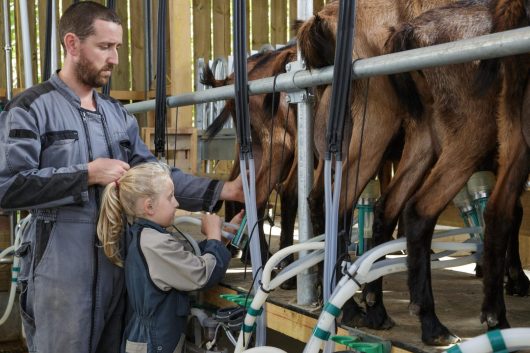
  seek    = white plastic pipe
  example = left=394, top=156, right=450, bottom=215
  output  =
left=234, top=242, right=325, bottom=353
left=443, top=328, right=530, bottom=353
left=0, top=215, right=31, bottom=326
left=172, top=215, right=238, bottom=240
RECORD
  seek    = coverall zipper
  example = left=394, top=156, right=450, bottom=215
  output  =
left=79, top=110, right=98, bottom=353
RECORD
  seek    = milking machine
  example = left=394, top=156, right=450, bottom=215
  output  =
left=228, top=226, right=484, bottom=353
left=466, top=171, right=496, bottom=235
left=355, top=180, right=380, bottom=256
left=452, top=171, right=496, bottom=275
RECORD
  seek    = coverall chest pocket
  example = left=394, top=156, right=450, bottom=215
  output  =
left=115, top=131, right=132, bottom=162
left=40, top=130, right=80, bottom=168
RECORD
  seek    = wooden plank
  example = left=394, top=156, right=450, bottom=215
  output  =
left=271, top=0, right=287, bottom=46
left=192, top=0, right=211, bottom=64
left=212, top=0, right=230, bottom=59
left=142, top=127, right=198, bottom=174
left=38, top=1, right=47, bottom=81
left=14, top=1, right=25, bottom=88
left=169, top=0, right=193, bottom=128
left=289, top=0, right=297, bottom=39
left=129, top=0, right=148, bottom=128
left=110, top=0, right=130, bottom=91
left=251, top=0, right=269, bottom=50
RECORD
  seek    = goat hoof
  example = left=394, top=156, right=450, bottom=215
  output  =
left=505, top=271, right=530, bottom=297
left=481, top=312, right=499, bottom=328
left=363, top=313, right=395, bottom=330
left=365, top=292, right=377, bottom=307
left=408, top=303, right=421, bottom=317
left=424, top=333, right=460, bottom=346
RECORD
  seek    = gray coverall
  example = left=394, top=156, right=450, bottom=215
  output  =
left=0, top=73, right=224, bottom=353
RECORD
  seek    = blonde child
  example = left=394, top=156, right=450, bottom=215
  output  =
left=97, top=162, right=243, bottom=353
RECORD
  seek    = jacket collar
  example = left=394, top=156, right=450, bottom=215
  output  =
left=133, top=218, right=169, bottom=234
left=49, top=71, right=102, bottom=111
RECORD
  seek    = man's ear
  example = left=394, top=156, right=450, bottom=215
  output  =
left=63, top=33, right=80, bottom=57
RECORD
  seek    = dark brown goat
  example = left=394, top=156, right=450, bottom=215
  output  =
left=386, top=1, right=497, bottom=345
left=202, top=45, right=302, bottom=277
left=474, top=0, right=530, bottom=330
left=297, top=0, right=457, bottom=332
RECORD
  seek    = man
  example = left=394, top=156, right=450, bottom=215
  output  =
left=0, top=2, right=242, bottom=353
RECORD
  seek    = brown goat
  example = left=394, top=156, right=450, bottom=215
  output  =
left=202, top=45, right=302, bottom=280
left=474, top=0, right=530, bottom=330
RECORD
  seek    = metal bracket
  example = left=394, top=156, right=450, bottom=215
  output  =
left=285, top=60, right=314, bottom=104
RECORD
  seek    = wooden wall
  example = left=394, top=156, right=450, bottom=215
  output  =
left=0, top=0, right=330, bottom=117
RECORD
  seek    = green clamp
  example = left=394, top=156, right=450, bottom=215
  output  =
left=331, top=335, right=389, bottom=353
left=219, top=293, right=254, bottom=308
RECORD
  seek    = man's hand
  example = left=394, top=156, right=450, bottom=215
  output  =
left=88, top=158, right=130, bottom=186
left=220, top=174, right=244, bottom=203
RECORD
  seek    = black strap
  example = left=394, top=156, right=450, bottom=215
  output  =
left=43, top=0, right=53, bottom=81
left=154, top=0, right=167, bottom=157
left=233, top=0, right=252, bottom=158
left=325, top=0, right=357, bottom=160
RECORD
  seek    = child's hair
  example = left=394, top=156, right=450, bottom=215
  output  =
left=97, top=162, right=172, bottom=267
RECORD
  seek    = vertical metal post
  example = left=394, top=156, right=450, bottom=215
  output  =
left=293, top=0, right=316, bottom=307
left=50, top=0, right=57, bottom=74
left=286, top=57, right=318, bottom=306
left=19, top=0, right=33, bottom=88
left=3, top=0, right=13, bottom=101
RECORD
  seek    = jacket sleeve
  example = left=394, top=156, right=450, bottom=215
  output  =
left=140, top=230, right=231, bottom=291
left=0, top=108, right=89, bottom=210
left=124, top=109, right=225, bottom=212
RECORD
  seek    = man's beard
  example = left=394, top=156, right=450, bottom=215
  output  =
left=75, top=55, right=113, bottom=88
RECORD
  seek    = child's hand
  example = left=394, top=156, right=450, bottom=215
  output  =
left=201, top=213, right=223, bottom=242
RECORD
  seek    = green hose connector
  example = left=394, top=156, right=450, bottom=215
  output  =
left=219, top=293, right=254, bottom=308
left=331, top=335, right=389, bottom=353
left=231, top=214, right=247, bottom=249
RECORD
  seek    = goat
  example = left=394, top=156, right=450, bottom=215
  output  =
left=474, top=0, right=530, bottom=330
left=297, top=0, right=458, bottom=331
left=202, top=45, right=302, bottom=288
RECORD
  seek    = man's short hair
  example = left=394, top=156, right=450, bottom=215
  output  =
left=59, top=1, right=121, bottom=49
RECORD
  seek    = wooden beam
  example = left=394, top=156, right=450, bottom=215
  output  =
left=271, top=0, right=288, bottom=46
left=129, top=0, right=148, bottom=128
left=289, top=0, right=298, bottom=39
left=112, top=0, right=130, bottom=91
left=192, top=0, right=212, bottom=63
left=251, top=0, right=269, bottom=50
left=169, top=0, right=193, bottom=128
left=212, top=0, right=230, bottom=59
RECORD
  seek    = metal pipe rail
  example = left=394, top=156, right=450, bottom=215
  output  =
left=125, top=27, right=530, bottom=114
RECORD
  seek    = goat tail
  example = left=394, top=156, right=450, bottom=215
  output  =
left=297, top=13, right=336, bottom=69
left=204, top=101, right=234, bottom=141
left=384, top=24, right=424, bottom=120
left=474, top=0, right=527, bottom=96
left=200, top=65, right=228, bottom=88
